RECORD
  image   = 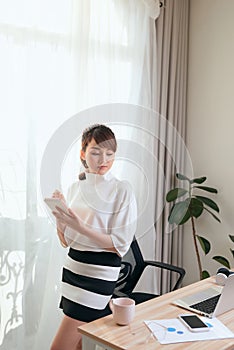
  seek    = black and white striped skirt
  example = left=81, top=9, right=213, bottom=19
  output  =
left=59, top=248, right=122, bottom=322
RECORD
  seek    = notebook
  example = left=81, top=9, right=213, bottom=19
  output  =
left=172, top=274, right=234, bottom=318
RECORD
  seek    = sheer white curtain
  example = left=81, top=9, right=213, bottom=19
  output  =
left=0, top=1, right=158, bottom=349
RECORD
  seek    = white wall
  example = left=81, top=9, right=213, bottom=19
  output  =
left=184, top=0, right=234, bottom=285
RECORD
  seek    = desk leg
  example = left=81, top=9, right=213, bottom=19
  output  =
left=81, top=335, right=96, bottom=350
left=82, top=335, right=113, bottom=350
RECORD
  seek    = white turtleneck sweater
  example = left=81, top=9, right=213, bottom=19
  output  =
left=64, top=171, right=137, bottom=257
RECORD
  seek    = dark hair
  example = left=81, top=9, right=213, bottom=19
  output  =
left=79, top=124, right=117, bottom=179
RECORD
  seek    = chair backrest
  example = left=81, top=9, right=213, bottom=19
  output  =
left=113, top=239, right=146, bottom=297
left=113, top=238, right=185, bottom=298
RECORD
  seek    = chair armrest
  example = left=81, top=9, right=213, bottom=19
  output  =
left=143, top=260, right=186, bottom=290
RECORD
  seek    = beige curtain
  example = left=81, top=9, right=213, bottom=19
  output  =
left=154, top=0, right=190, bottom=292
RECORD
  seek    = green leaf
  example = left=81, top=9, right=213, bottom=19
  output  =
left=195, top=195, right=220, bottom=213
left=190, top=176, right=207, bottom=184
left=178, top=209, right=191, bottom=225
left=168, top=201, right=189, bottom=225
left=166, top=188, right=188, bottom=202
left=176, top=173, right=190, bottom=181
left=230, top=249, right=234, bottom=258
left=197, top=235, right=211, bottom=255
left=212, top=256, right=230, bottom=268
left=203, top=207, right=221, bottom=223
left=229, top=234, right=234, bottom=243
left=202, top=270, right=210, bottom=279
left=189, top=198, right=204, bottom=218
left=194, top=186, right=218, bottom=193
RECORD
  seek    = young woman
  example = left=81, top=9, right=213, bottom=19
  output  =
left=50, top=124, right=137, bottom=350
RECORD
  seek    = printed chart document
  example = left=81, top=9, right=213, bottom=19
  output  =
left=144, top=317, right=234, bottom=344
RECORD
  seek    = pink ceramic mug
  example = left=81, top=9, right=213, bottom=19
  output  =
left=109, top=297, right=135, bottom=325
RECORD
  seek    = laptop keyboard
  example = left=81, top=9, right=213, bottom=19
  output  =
left=190, top=294, right=221, bottom=314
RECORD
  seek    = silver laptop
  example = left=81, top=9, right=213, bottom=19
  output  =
left=172, top=274, right=234, bottom=318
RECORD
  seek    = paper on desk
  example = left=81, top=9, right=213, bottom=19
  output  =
left=144, top=317, right=234, bottom=344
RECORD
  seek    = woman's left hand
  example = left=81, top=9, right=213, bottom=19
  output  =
left=52, top=207, right=85, bottom=234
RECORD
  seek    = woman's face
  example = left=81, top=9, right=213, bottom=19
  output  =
left=81, top=138, right=115, bottom=175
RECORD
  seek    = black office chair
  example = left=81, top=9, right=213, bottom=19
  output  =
left=113, top=238, right=186, bottom=304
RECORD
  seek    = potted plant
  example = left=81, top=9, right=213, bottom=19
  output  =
left=166, top=173, right=230, bottom=279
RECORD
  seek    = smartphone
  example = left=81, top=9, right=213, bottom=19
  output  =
left=44, top=198, right=69, bottom=214
left=178, top=314, right=209, bottom=332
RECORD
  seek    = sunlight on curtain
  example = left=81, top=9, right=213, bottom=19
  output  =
left=0, top=1, right=157, bottom=349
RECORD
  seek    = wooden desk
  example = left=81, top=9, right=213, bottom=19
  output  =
left=78, top=276, right=234, bottom=350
